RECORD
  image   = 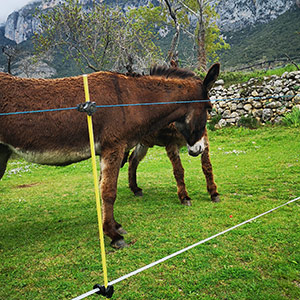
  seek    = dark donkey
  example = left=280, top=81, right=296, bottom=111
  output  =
left=0, top=63, right=220, bottom=248
left=127, top=127, right=220, bottom=205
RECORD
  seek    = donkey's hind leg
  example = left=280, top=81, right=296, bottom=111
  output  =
left=201, top=146, right=220, bottom=202
left=128, top=144, right=149, bottom=197
left=165, top=144, right=191, bottom=206
left=0, top=144, right=12, bottom=180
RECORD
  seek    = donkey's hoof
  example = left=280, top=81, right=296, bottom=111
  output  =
left=211, top=195, right=220, bottom=203
left=134, top=190, right=143, bottom=197
left=182, top=198, right=192, bottom=206
left=111, top=239, right=128, bottom=249
left=116, top=227, right=128, bottom=235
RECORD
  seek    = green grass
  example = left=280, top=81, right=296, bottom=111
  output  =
left=218, top=64, right=299, bottom=87
left=282, top=107, right=300, bottom=128
left=196, top=64, right=299, bottom=87
left=1, top=127, right=300, bottom=299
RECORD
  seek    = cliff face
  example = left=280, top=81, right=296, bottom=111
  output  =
left=215, top=0, right=297, bottom=31
left=5, top=10, right=40, bottom=44
left=3, top=0, right=299, bottom=44
left=4, top=0, right=59, bottom=44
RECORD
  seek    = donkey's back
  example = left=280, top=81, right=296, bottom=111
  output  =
left=0, top=73, right=95, bottom=168
left=0, top=71, right=133, bottom=173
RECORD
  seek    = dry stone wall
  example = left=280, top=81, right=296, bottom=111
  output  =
left=210, top=70, right=300, bottom=127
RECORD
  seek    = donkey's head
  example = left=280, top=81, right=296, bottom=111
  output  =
left=175, top=63, right=220, bottom=156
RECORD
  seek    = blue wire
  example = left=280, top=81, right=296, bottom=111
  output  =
left=0, top=106, right=77, bottom=116
left=0, top=94, right=298, bottom=117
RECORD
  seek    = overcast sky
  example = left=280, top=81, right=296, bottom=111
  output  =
left=0, top=0, right=36, bottom=23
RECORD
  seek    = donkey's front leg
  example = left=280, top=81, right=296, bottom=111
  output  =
left=100, top=148, right=128, bottom=249
left=165, top=144, right=191, bottom=206
left=201, top=146, right=220, bottom=202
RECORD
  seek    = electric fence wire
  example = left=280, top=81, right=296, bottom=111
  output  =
left=71, top=196, right=300, bottom=300
left=0, top=94, right=299, bottom=117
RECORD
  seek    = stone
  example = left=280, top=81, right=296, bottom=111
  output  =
left=252, top=109, right=263, bottom=117
left=264, top=85, right=273, bottom=92
left=294, top=94, right=300, bottom=104
left=219, top=101, right=227, bottom=108
left=243, top=104, right=252, bottom=111
left=222, top=110, right=231, bottom=118
left=215, top=79, right=224, bottom=86
left=210, top=110, right=217, bottom=117
left=262, top=108, right=273, bottom=121
left=217, top=108, right=224, bottom=114
left=237, top=109, right=246, bottom=115
left=274, top=80, right=282, bottom=87
left=229, top=103, right=237, bottom=110
left=284, top=91, right=294, bottom=101
left=277, top=107, right=286, bottom=115
left=248, top=78, right=256, bottom=85
left=274, top=116, right=282, bottom=123
left=233, top=93, right=241, bottom=99
left=227, top=118, right=236, bottom=124
left=230, top=112, right=239, bottom=118
left=251, top=90, right=259, bottom=97
left=252, top=101, right=262, bottom=108
left=218, top=119, right=227, bottom=128
left=266, top=101, right=282, bottom=109
left=214, top=85, right=223, bottom=91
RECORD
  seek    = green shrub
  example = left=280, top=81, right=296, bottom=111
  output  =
left=237, top=115, right=260, bottom=129
left=282, top=107, right=300, bottom=127
left=207, top=113, right=222, bottom=131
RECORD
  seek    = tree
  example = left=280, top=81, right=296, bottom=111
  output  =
left=162, top=0, right=229, bottom=71
left=162, top=0, right=181, bottom=63
left=34, top=0, right=165, bottom=72
left=1, top=45, right=20, bottom=74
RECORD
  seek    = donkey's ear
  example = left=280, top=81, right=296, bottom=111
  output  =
left=203, top=63, right=220, bottom=92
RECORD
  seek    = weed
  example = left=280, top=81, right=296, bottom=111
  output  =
left=207, top=112, right=222, bottom=130
left=282, top=107, right=300, bottom=127
left=238, top=115, right=260, bottom=129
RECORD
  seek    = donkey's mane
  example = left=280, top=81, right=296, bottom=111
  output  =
left=150, top=65, right=196, bottom=79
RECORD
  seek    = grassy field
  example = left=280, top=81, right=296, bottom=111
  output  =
left=0, top=126, right=299, bottom=300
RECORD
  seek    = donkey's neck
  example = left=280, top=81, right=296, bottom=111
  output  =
left=131, top=79, right=198, bottom=139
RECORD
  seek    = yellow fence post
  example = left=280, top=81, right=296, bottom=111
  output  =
left=82, top=74, right=109, bottom=294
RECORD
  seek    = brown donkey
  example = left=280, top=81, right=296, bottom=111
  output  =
left=127, top=126, right=220, bottom=206
left=0, top=63, right=220, bottom=248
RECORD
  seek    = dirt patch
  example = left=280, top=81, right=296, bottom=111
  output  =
left=15, top=183, right=40, bottom=189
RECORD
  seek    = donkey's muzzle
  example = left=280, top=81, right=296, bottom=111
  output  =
left=187, top=138, right=205, bottom=157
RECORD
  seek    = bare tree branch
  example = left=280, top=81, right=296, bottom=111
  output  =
left=164, top=0, right=180, bottom=63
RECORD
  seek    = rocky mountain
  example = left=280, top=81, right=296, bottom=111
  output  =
left=3, top=0, right=156, bottom=44
left=214, top=0, right=299, bottom=32
left=1, top=0, right=299, bottom=77
left=2, top=0, right=300, bottom=44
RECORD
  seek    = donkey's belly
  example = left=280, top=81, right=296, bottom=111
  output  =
left=10, top=145, right=98, bottom=166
